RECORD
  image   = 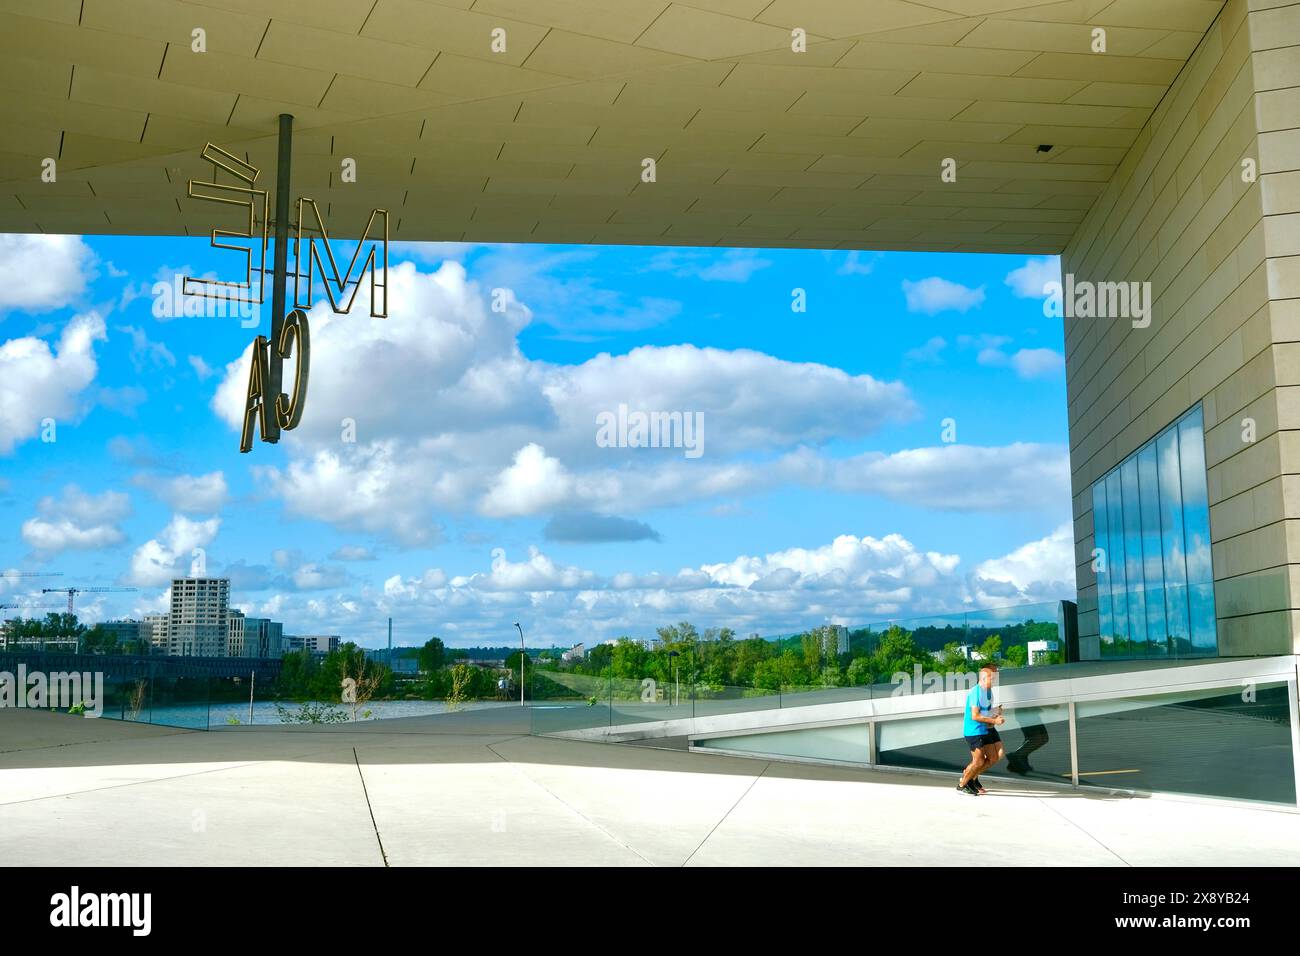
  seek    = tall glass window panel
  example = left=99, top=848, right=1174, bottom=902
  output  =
left=1177, top=407, right=1216, bottom=655
left=1157, top=427, right=1191, bottom=655
left=1093, top=482, right=1114, bottom=652
left=1104, top=469, right=1128, bottom=656
left=1089, top=404, right=1217, bottom=661
left=1138, top=443, right=1168, bottom=656
left=1120, top=455, right=1147, bottom=656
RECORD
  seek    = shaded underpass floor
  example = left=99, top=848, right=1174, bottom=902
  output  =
left=2, top=708, right=1298, bottom=866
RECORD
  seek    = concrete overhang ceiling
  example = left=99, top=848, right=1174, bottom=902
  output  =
left=0, top=0, right=1225, bottom=253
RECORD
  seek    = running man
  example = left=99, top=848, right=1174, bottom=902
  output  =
left=957, top=665, right=1004, bottom=795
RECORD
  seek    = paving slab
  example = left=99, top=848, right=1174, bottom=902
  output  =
left=1, top=709, right=1296, bottom=866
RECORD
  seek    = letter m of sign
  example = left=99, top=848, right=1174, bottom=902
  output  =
left=292, top=199, right=388, bottom=318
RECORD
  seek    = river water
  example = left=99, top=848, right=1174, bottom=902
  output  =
left=121, top=698, right=519, bottom=730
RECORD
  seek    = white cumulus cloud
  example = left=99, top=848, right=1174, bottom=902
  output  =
left=21, top=485, right=132, bottom=556
left=902, top=277, right=985, bottom=315
left=0, top=312, right=106, bottom=454
left=128, top=515, right=221, bottom=587
left=0, top=235, right=94, bottom=314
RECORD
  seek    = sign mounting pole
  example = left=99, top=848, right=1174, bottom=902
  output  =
left=266, top=112, right=294, bottom=443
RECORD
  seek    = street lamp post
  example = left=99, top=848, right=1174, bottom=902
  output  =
left=514, top=622, right=525, bottom=706
left=669, top=650, right=680, bottom=707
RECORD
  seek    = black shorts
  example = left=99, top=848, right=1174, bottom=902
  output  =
left=965, top=729, right=1001, bottom=750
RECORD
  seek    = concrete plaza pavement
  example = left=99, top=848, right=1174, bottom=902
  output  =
left=2, top=707, right=1298, bottom=866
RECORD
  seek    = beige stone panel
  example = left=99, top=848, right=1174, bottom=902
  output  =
left=1140, top=31, right=1206, bottom=60
left=471, top=0, right=668, bottom=44
left=319, top=75, right=461, bottom=117
left=900, top=72, right=1089, bottom=103
left=958, top=99, right=1151, bottom=128
left=722, top=63, right=915, bottom=96
left=1215, top=561, right=1294, bottom=614
left=520, top=80, right=624, bottom=108
left=1268, top=255, right=1300, bottom=299
left=1213, top=431, right=1285, bottom=514
left=1017, top=52, right=1184, bottom=85
left=617, top=83, right=800, bottom=114
left=1252, top=47, right=1300, bottom=90
left=1218, top=609, right=1293, bottom=655
left=636, top=6, right=792, bottom=58
left=1066, top=82, right=1168, bottom=108
left=0, top=54, right=71, bottom=100
left=1211, top=518, right=1287, bottom=577
left=1249, top=4, right=1300, bottom=49
left=661, top=150, right=816, bottom=174
left=0, top=12, right=166, bottom=78
left=1210, top=475, right=1287, bottom=540
left=1260, top=129, right=1300, bottom=174
left=361, top=0, right=549, bottom=68
left=754, top=0, right=955, bottom=38
left=185, top=0, right=376, bottom=33
left=733, top=38, right=855, bottom=68
left=956, top=18, right=1170, bottom=56
left=82, top=0, right=268, bottom=56
left=1265, top=212, right=1300, bottom=257
left=1262, top=171, right=1300, bottom=215
left=1206, top=385, right=1279, bottom=468
left=1279, top=343, right=1300, bottom=390
left=104, top=199, right=189, bottom=228
left=689, top=107, right=858, bottom=137
left=0, top=0, right=80, bottom=24
left=1047, top=146, right=1133, bottom=167
left=521, top=30, right=694, bottom=80
left=413, top=98, right=522, bottom=127
left=1273, top=298, right=1300, bottom=344
left=3, top=95, right=150, bottom=145
left=518, top=99, right=699, bottom=131
left=162, top=48, right=334, bottom=107
left=850, top=116, right=1022, bottom=143
left=1256, top=88, right=1300, bottom=133
left=418, top=54, right=571, bottom=97
left=837, top=41, right=1036, bottom=74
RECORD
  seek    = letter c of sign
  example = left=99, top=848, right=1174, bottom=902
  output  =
left=275, top=308, right=310, bottom=431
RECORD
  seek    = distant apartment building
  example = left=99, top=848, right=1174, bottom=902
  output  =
left=284, top=634, right=338, bottom=656
left=244, top=618, right=284, bottom=658
left=226, top=609, right=246, bottom=657
left=1027, top=640, right=1061, bottom=667
left=561, top=643, right=586, bottom=662
left=167, top=577, right=229, bottom=657
left=143, top=614, right=168, bottom=653
left=99, top=619, right=143, bottom=646
left=99, top=621, right=159, bottom=650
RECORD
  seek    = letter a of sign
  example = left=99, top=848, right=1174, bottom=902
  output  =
left=241, top=336, right=272, bottom=453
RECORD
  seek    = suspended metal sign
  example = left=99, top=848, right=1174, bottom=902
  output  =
left=182, top=136, right=388, bottom=453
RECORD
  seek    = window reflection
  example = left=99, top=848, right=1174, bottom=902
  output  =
left=1092, top=404, right=1217, bottom=658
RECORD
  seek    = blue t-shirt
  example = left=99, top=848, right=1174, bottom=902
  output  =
left=963, top=684, right=994, bottom=737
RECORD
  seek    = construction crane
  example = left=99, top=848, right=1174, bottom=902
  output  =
left=41, top=586, right=138, bottom=615
left=0, top=571, right=64, bottom=578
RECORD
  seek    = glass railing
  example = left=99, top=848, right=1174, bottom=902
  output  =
left=700, top=670, right=1300, bottom=806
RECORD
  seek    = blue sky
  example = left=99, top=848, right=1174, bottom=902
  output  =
left=0, top=233, right=1071, bottom=647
